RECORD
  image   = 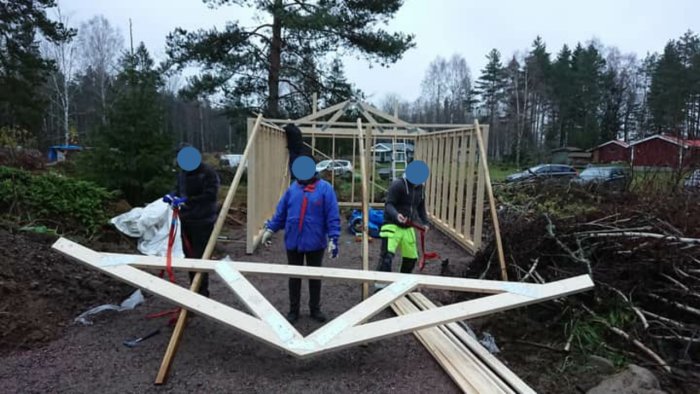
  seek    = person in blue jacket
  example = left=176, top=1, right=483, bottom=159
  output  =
left=261, top=156, right=341, bottom=323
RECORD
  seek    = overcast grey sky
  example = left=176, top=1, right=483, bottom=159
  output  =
left=59, top=0, right=700, bottom=102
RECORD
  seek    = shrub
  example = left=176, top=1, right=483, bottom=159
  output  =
left=0, top=166, right=114, bottom=235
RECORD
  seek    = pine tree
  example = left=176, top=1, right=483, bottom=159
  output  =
left=79, top=44, right=172, bottom=205
left=0, top=0, right=73, bottom=136
left=476, top=49, right=506, bottom=158
left=166, top=0, right=414, bottom=117
left=649, top=42, right=687, bottom=134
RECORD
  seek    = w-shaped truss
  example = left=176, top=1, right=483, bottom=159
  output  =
left=54, top=238, right=594, bottom=358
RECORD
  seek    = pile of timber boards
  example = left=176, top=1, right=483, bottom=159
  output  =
left=391, top=293, right=536, bottom=394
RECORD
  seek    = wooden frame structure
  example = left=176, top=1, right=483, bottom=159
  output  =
left=65, top=100, right=515, bottom=384
left=248, top=99, right=493, bottom=254
left=53, top=237, right=593, bottom=359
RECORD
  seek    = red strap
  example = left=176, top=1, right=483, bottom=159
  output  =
left=297, top=182, right=317, bottom=233
left=164, top=208, right=179, bottom=283
left=407, top=220, right=440, bottom=271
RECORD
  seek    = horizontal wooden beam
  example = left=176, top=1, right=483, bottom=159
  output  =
left=53, top=237, right=593, bottom=360
left=319, top=276, right=594, bottom=355
left=52, top=237, right=286, bottom=350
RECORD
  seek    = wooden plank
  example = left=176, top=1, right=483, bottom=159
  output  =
left=306, top=278, right=418, bottom=346
left=320, top=102, right=352, bottom=131
left=52, top=239, right=283, bottom=350
left=216, top=262, right=303, bottom=344
left=370, top=130, right=376, bottom=204
left=322, top=276, right=594, bottom=354
left=94, top=251, right=559, bottom=296
left=437, top=135, right=447, bottom=223
left=357, top=120, right=370, bottom=300
left=411, top=293, right=537, bottom=394
left=454, top=133, right=468, bottom=237
left=266, top=118, right=474, bottom=129
left=474, top=124, right=488, bottom=248
left=448, top=134, right=460, bottom=230
left=245, top=116, right=264, bottom=254
left=351, top=134, right=356, bottom=203
left=295, top=100, right=349, bottom=122
left=464, top=131, right=477, bottom=241
left=474, top=121, right=507, bottom=280
left=55, top=238, right=593, bottom=360
left=338, top=202, right=384, bottom=208
left=331, top=133, right=336, bottom=187
left=391, top=298, right=490, bottom=393
left=362, top=102, right=412, bottom=127
left=428, top=214, right=477, bottom=253
left=156, top=113, right=264, bottom=385
left=407, top=295, right=517, bottom=394
left=428, top=136, right=438, bottom=215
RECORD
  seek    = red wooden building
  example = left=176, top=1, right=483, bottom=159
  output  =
left=590, top=140, right=630, bottom=164
left=630, top=135, right=700, bottom=168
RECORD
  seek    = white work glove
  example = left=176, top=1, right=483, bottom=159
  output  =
left=327, top=237, right=339, bottom=259
left=261, top=229, right=274, bottom=247
left=397, top=213, right=408, bottom=224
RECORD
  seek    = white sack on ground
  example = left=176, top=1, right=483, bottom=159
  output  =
left=110, top=199, right=184, bottom=258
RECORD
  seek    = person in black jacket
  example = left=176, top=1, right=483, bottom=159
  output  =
left=172, top=146, right=220, bottom=296
left=376, top=163, right=430, bottom=276
left=283, top=123, right=311, bottom=180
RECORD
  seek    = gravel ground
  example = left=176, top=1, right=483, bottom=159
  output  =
left=0, top=221, right=474, bottom=393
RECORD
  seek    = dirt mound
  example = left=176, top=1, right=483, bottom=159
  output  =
left=0, top=230, right=131, bottom=354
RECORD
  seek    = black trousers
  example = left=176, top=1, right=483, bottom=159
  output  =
left=378, top=237, right=417, bottom=274
left=181, top=220, right=214, bottom=297
left=287, top=249, right=324, bottom=313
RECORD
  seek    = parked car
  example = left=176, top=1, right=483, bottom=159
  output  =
left=220, top=154, right=246, bottom=168
left=505, top=164, right=578, bottom=183
left=316, top=160, right=353, bottom=176
left=573, top=166, right=632, bottom=192
left=684, top=169, right=700, bottom=191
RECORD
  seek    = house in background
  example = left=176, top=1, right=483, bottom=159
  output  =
left=550, top=146, right=591, bottom=167
left=630, top=135, right=700, bottom=168
left=371, top=142, right=414, bottom=163
left=589, top=140, right=630, bottom=164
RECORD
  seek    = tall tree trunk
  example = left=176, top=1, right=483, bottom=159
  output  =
left=63, top=77, right=69, bottom=145
left=198, top=103, right=205, bottom=151
left=268, top=2, right=283, bottom=117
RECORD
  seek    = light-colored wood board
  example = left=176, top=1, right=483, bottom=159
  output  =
left=437, top=136, right=450, bottom=223
left=351, top=135, right=356, bottom=203
left=429, top=136, right=439, bottom=216
left=52, top=239, right=282, bottom=349
left=323, top=276, right=594, bottom=354
left=448, top=134, right=460, bottom=229
left=215, top=261, right=303, bottom=344
left=464, top=131, right=477, bottom=241
left=158, top=114, right=264, bottom=384
left=306, top=278, right=419, bottom=346
left=357, top=120, right=370, bottom=300
left=474, top=121, right=507, bottom=280
left=427, top=214, right=477, bottom=253
left=410, top=293, right=537, bottom=394
left=454, top=133, right=468, bottom=236
left=473, top=126, right=487, bottom=248
left=92, top=250, right=555, bottom=296
left=295, top=100, right=349, bottom=122
left=331, top=132, right=336, bottom=186
left=392, top=298, right=508, bottom=394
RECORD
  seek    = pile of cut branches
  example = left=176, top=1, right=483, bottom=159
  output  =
left=469, top=182, right=700, bottom=381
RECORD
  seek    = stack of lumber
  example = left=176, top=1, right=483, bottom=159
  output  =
left=391, top=293, right=536, bottom=394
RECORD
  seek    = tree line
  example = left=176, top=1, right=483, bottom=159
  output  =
left=382, top=32, right=700, bottom=166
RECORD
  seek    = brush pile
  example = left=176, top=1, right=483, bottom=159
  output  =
left=470, top=182, right=700, bottom=383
